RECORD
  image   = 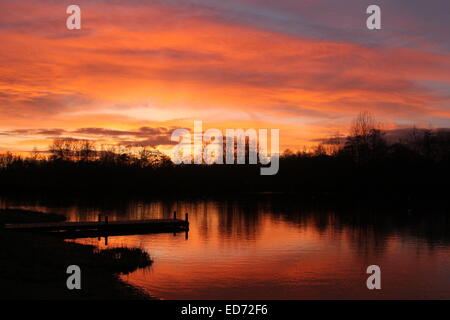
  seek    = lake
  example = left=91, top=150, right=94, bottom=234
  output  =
left=1, top=195, right=449, bottom=299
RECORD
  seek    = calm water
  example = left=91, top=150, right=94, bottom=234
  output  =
left=2, top=196, right=450, bottom=299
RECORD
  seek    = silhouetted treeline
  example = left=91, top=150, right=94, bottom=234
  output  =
left=1, top=113, right=449, bottom=207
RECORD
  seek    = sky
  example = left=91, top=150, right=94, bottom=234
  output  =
left=0, top=0, right=449, bottom=154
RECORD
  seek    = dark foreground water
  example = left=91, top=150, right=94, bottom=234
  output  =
left=1, top=195, right=450, bottom=299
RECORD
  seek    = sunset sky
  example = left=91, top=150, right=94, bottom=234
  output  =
left=0, top=0, right=449, bottom=154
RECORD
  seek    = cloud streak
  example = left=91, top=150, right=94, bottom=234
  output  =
left=0, top=126, right=181, bottom=149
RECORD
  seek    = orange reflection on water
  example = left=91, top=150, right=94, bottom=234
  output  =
left=70, top=200, right=450, bottom=299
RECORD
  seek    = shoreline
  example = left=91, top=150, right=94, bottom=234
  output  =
left=0, top=209, right=154, bottom=300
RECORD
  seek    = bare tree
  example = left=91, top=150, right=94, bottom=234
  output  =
left=345, top=111, right=386, bottom=164
left=79, top=140, right=96, bottom=162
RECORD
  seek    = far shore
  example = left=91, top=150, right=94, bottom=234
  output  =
left=0, top=209, right=154, bottom=300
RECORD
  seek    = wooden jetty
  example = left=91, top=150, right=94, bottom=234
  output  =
left=3, top=212, right=189, bottom=238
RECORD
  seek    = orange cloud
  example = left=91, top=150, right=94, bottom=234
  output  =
left=0, top=0, right=449, bottom=153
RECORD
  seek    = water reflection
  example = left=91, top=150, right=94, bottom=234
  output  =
left=1, top=195, right=449, bottom=299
